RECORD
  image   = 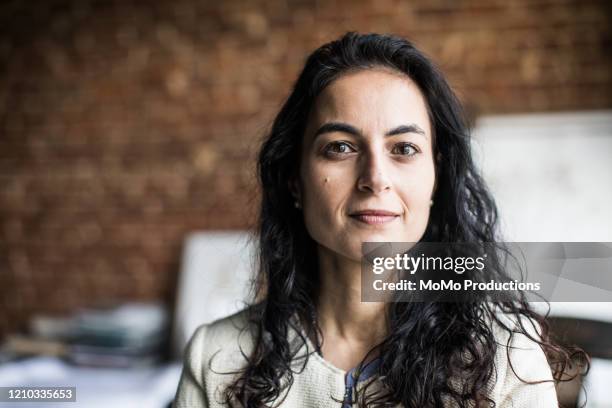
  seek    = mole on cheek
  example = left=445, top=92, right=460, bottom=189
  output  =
left=324, top=177, right=330, bottom=183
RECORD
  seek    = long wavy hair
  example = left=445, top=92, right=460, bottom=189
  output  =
left=223, top=32, right=587, bottom=407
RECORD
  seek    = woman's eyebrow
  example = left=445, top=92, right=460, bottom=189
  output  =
left=386, top=124, right=426, bottom=137
left=313, top=122, right=427, bottom=139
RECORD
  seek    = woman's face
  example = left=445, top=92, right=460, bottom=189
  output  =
left=296, top=68, right=436, bottom=262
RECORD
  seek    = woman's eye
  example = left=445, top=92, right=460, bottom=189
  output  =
left=392, top=143, right=419, bottom=156
left=324, top=142, right=355, bottom=156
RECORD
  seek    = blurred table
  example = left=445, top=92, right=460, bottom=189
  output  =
left=0, top=356, right=181, bottom=408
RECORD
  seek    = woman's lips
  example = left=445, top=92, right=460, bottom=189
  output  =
left=349, top=214, right=399, bottom=225
left=350, top=211, right=399, bottom=225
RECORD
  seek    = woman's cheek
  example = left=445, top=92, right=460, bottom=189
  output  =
left=302, top=176, right=336, bottom=233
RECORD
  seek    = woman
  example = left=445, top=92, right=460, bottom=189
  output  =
left=174, top=32, right=583, bottom=407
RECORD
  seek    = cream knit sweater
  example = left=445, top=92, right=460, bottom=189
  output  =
left=173, top=308, right=558, bottom=407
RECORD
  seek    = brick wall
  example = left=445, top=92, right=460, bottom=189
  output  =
left=1, top=0, right=610, bottom=338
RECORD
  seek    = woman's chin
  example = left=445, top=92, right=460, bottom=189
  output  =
left=354, top=231, right=398, bottom=244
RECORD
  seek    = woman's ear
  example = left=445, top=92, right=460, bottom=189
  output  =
left=288, top=178, right=302, bottom=207
left=432, top=152, right=442, bottom=198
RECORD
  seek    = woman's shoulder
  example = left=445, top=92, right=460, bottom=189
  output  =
left=488, top=309, right=558, bottom=406
left=187, top=307, right=256, bottom=366
left=197, top=308, right=253, bottom=343
left=175, top=308, right=257, bottom=407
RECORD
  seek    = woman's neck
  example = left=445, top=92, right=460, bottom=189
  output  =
left=314, top=245, right=387, bottom=371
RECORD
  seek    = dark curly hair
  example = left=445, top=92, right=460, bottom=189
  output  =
left=223, top=32, right=588, bottom=407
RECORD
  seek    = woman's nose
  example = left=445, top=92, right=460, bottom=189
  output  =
left=357, top=151, right=391, bottom=194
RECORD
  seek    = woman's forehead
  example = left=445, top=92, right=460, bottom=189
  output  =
left=306, top=69, right=432, bottom=138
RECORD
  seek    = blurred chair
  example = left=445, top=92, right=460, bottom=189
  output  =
left=171, top=231, right=255, bottom=358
